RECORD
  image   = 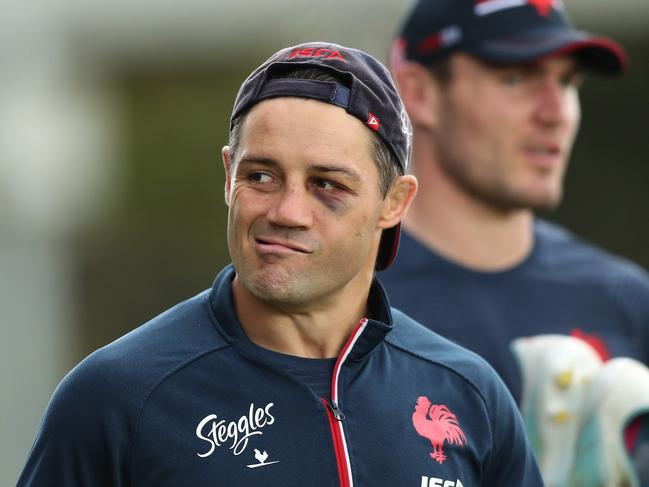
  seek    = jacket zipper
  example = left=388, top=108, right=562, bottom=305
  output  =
left=322, top=318, right=368, bottom=487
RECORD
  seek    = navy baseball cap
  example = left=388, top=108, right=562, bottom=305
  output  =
left=392, top=0, right=627, bottom=75
left=230, top=42, right=412, bottom=271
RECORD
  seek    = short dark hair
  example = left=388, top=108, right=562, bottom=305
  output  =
left=426, top=56, right=453, bottom=85
left=228, top=67, right=402, bottom=199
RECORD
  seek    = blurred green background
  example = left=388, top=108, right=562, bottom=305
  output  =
left=2, top=0, right=648, bottom=483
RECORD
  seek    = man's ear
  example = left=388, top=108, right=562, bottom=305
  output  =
left=392, top=61, right=442, bottom=131
left=378, top=175, right=418, bottom=230
left=222, top=146, right=233, bottom=206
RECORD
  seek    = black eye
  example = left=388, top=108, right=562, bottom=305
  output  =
left=313, top=179, right=338, bottom=191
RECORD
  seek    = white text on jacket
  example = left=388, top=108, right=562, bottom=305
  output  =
left=196, top=402, right=275, bottom=457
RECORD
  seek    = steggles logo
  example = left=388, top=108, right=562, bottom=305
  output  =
left=196, top=402, right=275, bottom=458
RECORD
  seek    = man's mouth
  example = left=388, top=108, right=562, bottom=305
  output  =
left=524, top=143, right=562, bottom=169
left=254, top=237, right=312, bottom=254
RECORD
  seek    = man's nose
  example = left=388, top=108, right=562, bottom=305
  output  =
left=533, top=80, right=575, bottom=128
left=266, top=182, right=314, bottom=229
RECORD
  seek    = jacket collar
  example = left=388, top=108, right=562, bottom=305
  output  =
left=207, top=264, right=393, bottom=361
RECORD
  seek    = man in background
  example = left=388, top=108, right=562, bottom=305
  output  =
left=383, top=0, right=649, bottom=403
left=381, top=1, right=649, bottom=483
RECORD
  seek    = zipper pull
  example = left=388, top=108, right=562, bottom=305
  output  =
left=327, top=400, right=346, bottom=421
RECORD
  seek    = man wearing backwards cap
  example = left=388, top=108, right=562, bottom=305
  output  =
left=18, top=42, right=542, bottom=486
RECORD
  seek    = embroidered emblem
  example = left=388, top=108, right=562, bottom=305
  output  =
left=412, top=396, right=467, bottom=464
left=288, top=47, right=347, bottom=62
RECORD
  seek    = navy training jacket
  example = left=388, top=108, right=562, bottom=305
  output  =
left=18, top=265, right=542, bottom=486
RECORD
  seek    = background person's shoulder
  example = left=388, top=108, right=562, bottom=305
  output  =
left=536, top=219, right=649, bottom=286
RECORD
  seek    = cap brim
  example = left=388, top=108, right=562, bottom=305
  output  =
left=375, top=224, right=401, bottom=271
left=469, top=30, right=627, bottom=75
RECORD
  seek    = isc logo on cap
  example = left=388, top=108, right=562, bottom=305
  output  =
left=288, top=47, right=348, bottom=62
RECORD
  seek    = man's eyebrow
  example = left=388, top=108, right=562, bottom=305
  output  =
left=487, top=61, right=581, bottom=78
left=563, top=65, right=582, bottom=78
left=237, top=157, right=364, bottom=182
left=237, top=156, right=279, bottom=167
left=310, top=164, right=363, bottom=182
left=485, top=61, right=538, bottom=73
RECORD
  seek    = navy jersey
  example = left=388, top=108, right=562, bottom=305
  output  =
left=18, top=265, right=541, bottom=486
left=379, top=219, right=649, bottom=403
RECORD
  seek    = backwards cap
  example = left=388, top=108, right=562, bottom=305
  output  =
left=392, top=0, right=627, bottom=75
left=230, top=42, right=412, bottom=271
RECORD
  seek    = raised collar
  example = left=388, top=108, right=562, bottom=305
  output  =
left=207, top=264, right=393, bottom=362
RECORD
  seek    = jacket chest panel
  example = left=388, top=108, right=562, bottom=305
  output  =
left=339, top=397, right=483, bottom=486
left=131, top=363, right=340, bottom=486
left=333, top=357, right=488, bottom=486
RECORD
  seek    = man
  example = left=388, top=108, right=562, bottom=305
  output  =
left=17, top=42, right=542, bottom=486
left=382, top=0, right=649, bottom=403
left=381, top=2, right=649, bottom=484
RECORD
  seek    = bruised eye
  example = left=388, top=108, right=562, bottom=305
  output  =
left=309, top=177, right=357, bottom=210
left=311, top=178, right=340, bottom=191
left=310, top=178, right=357, bottom=196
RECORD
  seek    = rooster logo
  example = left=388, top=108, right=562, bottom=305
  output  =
left=246, top=448, right=279, bottom=469
left=254, top=449, right=268, bottom=464
left=412, top=397, right=467, bottom=464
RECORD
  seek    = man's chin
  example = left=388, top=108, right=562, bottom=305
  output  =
left=526, top=190, right=563, bottom=212
left=244, top=268, right=308, bottom=306
left=483, top=187, right=563, bottom=212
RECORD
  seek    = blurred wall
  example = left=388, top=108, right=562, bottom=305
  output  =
left=2, top=0, right=648, bottom=483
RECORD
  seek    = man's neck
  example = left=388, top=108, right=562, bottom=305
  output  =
left=405, top=147, right=534, bottom=272
left=231, top=274, right=370, bottom=359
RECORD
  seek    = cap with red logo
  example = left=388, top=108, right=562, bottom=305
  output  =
left=230, top=42, right=412, bottom=271
left=392, top=0, right=627, bottom=75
